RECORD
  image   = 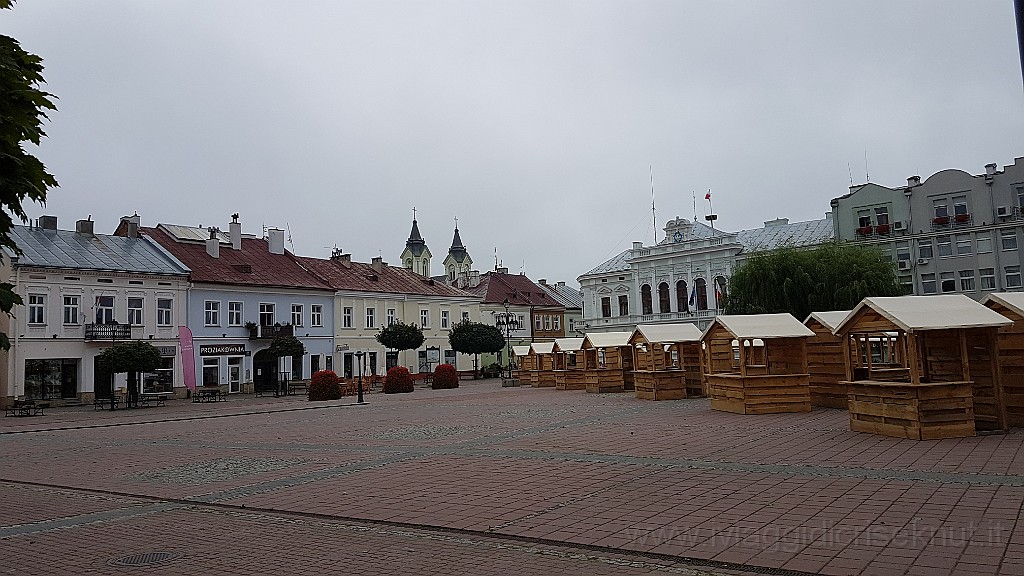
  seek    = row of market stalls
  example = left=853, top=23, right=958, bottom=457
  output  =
left=511, top=292, right=1024, bottom=441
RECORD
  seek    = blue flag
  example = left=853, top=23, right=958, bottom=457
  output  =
left=688, top=284, right=697, bottom=307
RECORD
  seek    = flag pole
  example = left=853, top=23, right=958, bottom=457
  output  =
left=704, top=189, right=717, bottom=232
left=650, top=165, right=657, bottom=244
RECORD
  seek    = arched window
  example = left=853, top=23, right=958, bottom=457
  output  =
left=676, top=280, right=689, bottom=312
left=695, top=278, right=709, bottom=311
left=658, top=282, right=670, bottom=313
left=713, top=276, right=728, bottom=309
left=641, top=284, right=653, bottom=315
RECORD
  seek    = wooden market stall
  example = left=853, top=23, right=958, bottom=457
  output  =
left=980, top=293, right=1024, bottom=427
left=511, top=345, right=533, bottom=385
left=804, top=311, right=852, bottom=409
left=836, top=295, right=1011, bottom=440
left=701, top=313, right=814, bottom=414
left=552, top=338, right=587, bottom=390
left=629, top=323, right=704, bottom=400
left=580, top=331, right=635, bottom=393
left=529, top=341, right=557, bottom=388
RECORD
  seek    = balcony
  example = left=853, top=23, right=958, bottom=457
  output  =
left=856, top=226, right=873, bottom=237
left=85, top=323, right=132, bottom=341
left=874, top=224, right=891, bottom=235
left=248, top=324, right=294, bottom=339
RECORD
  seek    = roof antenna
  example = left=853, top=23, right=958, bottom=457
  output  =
left=692, top=190, right=697, bottom=221
left=650, top=165, right=657, bottom=243
left=848, top=163, right=854, bottom=185
left=286, top=222, right=294, bottom=252
left=864, top=151, right=870, bottom=183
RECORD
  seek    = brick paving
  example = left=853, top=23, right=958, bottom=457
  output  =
left=2, top=382, right=1024, bottom=575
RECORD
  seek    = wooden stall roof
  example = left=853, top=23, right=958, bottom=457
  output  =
left=701, top=313, right=814, bottom=341
left=511, top=345, right=532, bottom=358
left=804, top=310, right=852, bottom=334
left=552, top=337, right=584, bottom=352
left=835, top=295, right=1012, bottom=335
left=530, top=341, right=556, bottom=354
left=630, top=323, right=703, bottom=345
left=981, top=292, right=1024, bottom=319
left=581, top=331, right=633, bottom=349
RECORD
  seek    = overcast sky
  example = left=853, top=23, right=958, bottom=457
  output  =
left=5, top=1, right=1023, bottom=287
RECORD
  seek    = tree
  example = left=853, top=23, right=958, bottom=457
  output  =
left=0, top=0, right=59, bottom=351
left=376, top=321, right=424, bottom=352
left=724, top=242, right=906, bottom=321
left=97, top=341, right=162, bottom=408
left=448, top=320, right=505, bottom=378
left=267, top=335, right=305, bottom=359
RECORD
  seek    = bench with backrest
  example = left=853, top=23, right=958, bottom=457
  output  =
left=5, top=399, right=48, bottom=417
left=139, top=393, right=168, bottom=407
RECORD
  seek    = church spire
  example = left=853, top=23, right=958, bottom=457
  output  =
left=401, top=207, right=431, bottom=277
left=443, top=216, right=472, bottom=282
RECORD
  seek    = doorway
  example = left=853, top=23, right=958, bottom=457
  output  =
left=252, top=349, right=278, bottom=394
left=227, top=356, right=242, bottom=394
left=94, top=356, right=113, bottom=400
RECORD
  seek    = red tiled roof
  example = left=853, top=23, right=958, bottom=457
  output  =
left=464, top=272, right=564, bottom=309
left=143, top=226, right=332, bottom=291
left=298, top=256, right=477, bottom=298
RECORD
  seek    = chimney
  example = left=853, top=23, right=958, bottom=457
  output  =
left=267, top=228, right=285, bottom=255
left=371, top=256, right=385, bottom=274
left=632, top=241, right=643, bottom=250
left=76, top=218, right=94, bottom=235
left=557, top=281, right=565, bottom=287
left=39, top=215, right=57, bottom=230
left=907, top=175, right=921, bottom=187
left=496, top=266, right=509, bottom=274
left=118, top=213, right=141, bottom=238
left=763, top=218, right=789, bottom=227
left=539, top=279, right=547, bottom=285
left=985, top=163, right=998, bottom=177
left=206, top=227, right=220, bottom=258
left=229, top=213, right=241, bottom=250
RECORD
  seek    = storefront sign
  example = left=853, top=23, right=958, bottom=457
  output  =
left=156, top=346, right=176, bottom=357
left=199, top=344, right=246, bottom=356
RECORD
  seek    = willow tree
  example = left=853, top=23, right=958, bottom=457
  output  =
left=724, top=242, right=905, bottom=320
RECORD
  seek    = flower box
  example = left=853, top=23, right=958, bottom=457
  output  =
left=875, top=224, right=891, bottom=234
left=955, top=214, right=970, bottom=223
left=856, top=226, right=873, bottom=236
left=933, top=216, right=949, bottom=225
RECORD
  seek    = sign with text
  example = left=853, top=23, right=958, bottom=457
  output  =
left=199, top=344, right=246, bottom=356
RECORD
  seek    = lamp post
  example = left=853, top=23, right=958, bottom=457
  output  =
left=498, top=298, right=520, bottom=380
left=354, top=350, right=365, bottom=404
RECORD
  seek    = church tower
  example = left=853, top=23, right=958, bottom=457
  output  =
left=442, top=218, right=473, bottom=282
left=401, top=211, right=432, bottom=277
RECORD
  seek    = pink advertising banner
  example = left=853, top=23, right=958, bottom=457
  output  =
left=179, top=325, right=197, bottom=390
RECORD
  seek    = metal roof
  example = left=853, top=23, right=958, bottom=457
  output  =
left=7, top=226, right=190, bottom=275
left=540, top=282, right=583, bottom=309
left=159, top=224, right=232, bottom=244
left=631, top=323, right=703, bottom=344
left=703, top=313, right=814, bottom=340
left=837, top=295, right=1012, bottom=333
left=736, top=218, right=833, bottom=253
left=804, top=311, right=852, bottom=333
left=511, top=345, right=532, bottom=357
left=580, top=249, right=631, bottom=277
left=530, top=341, right=555, bottom=354
left=581, top=331, right=633, bottom=348
left=552, top=337, right=584, bottom=352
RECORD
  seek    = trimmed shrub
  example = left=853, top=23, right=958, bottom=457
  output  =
left=383, top=366, right=414, bottom=394
left=309, top=370, right=342, bottom=401
left=431, top=363, right=459, bottom=389
left=481, top=362, right=503, bottom=378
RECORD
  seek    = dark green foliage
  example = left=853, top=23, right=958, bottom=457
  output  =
left=376, top=321, right=424, bottom=352
left=431, top=363, right=459, bottom=389
left=448, top=320, right=505, bottom=377
left=481, top=363, right=503, bottom=378
left=0, top=1, right=58, bottom=350
left=267, top=335, right=305, bottom=358
left=97, top=340, right=162, bottom=374
left=724, top=242, right=906, bottom=320
left=308, top=370, right=342, bottom=401
left=383, top=366, right=414, bottom=394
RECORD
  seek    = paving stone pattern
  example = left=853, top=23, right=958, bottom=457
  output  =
left=2, top=383, right=1024, bottom=575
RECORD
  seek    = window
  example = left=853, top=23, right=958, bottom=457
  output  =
left=921, top=273, right=937, bottom=294
left=919, top=240, right=933, bottom=259
left=1006, top=266, right=1022, bottom=289
left=959, top=270, right=976, bottom=292
left=937, top=236, right=952, bottom=257
left=157, top=298, right=172, bottom=326
left=259, top=303, right=275, bottom=326
left=641, top=284, right=653, bottom=315
left=980, top=268, right=996, bottom=290
left=535, top=315, right=542, bottom=330
left=343, top=307, right=353, bottom=328
left=601, top=297, right=611, bottom=318
left=676, top=280, right=688, bottom=312
left=292, top=354, right=302, bottom=381
left=1018, top=185, right=1024, bottom=209
left=517, top=314, right=524, bottom=327
left=63, top=295, right=79, bottom=324
left=440, top=310, right=449, bottom=329
left=544, top=315, right=552, bottom=330
left=899, top=275, right=913, bottom=292
left=228, top=301, right=243, bottom=326
left=366, top=307, right=375, bottom=328
left=462, top=311, right=470, bottom=321
left=874, top=206, right=889, bottom=226
left=1001, top=229, right=1018, bottom=251
left=940, top=271, right=956, bottom=293
left=202, top=357, right=219, bottom=387
left=387, top=308, right=396, bottom=326
left=28, top=294, right=45, bottom=325
left=857, top=210, right=871, bottom=227
left=896, top=241, right=910, bottom=261
left=311, top=305, right=322, bottom=327
left=127, top=297, right=143, bottom=325
left=953, top=196, right=968, bottom=216
left=95, top=295, right=114, bottom=324
left=956, top=234, right=972, bottom=255
left=204, top=301, right=220, bottom=326
left=618, top=294, right=629, bottom=316
left=978, top=236, right=993, bottom=253
left=934, top=203, right=948, bottom=218
left=553, top=316, right=560, bottom=331
left=420, top=309, right=429, bottom=327
left=292, top=304, right=303, bottom=326
left=658, top=282, right=670, bottom=313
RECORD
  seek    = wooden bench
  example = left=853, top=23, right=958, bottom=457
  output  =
left=286, top=381, right=308, bottom=396
left=192, top=387, right=226, bottom=402
left=139, top=393, right=168, bottom=407
left=5, top=400, right=48, bottom=417
left=94, top=395, right=122, bottom=410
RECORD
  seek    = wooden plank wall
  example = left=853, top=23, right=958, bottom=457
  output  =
left=807, top=321, right=848, bottom=408
left=848, top=381, right=975, bottom=440
left=766, top=338, right=807, bottom=376
left=992, top=305, right=1024, bottom=427
left=708, top=374, right=811, bottom=414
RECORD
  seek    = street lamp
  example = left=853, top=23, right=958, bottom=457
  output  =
left=354, top=350, right=365, bottom=404
left=498, top=298, right=521, bottom=380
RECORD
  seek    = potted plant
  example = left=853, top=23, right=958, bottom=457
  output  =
left=933, top=215, right=949, bottom=225
left=856, top=226, right=873, bottom=236
left=875, top=223, right=890, bottom=234
left=244, top=321, right=258, bottom=338
left=955, top=213, right=970, bottom=223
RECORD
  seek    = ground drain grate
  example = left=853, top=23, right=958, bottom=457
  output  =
left=108, top=551, right=181, bottom=567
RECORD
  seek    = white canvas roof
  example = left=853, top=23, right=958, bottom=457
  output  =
left=837, top=295, right=1013, bottom=333
left=530, top=341, right=555, bottom=355
left=804, top=310, right=852, bottom=333
left=632, top=323, right=703, bottom=344
left=581, top=331, right=633, bottom=349
left=981, top=292, right=1024, bottom=318
left=553, top=337, right=584, bottom=352
left=702, top=313, right=814, bottom=340
left=511, top=345, right=532, bottom=357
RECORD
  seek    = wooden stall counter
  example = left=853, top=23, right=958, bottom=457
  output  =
left=846, top=379, right=975, bottom=440
left=708, top=373, right=811, bottom=415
